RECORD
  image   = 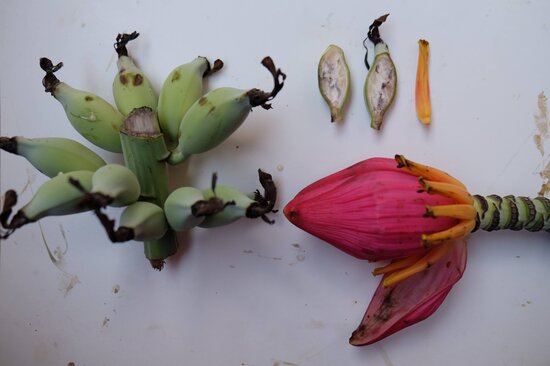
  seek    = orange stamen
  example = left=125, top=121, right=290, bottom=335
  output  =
left=415, top=39, right=431, bottom=125
left=383, top=241, right=453, bottom=288
left=421, top=219, right=476, bottom=247
left=372, top=252, right=425, bottom=276
left=425, top=204, right=477, bottom=220
left=395, top=155, right=467, bottom=190
left=419, top=178, right=473, bottom=205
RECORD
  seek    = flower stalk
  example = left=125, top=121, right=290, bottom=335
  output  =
left=119, top=107, right=177, bottom=269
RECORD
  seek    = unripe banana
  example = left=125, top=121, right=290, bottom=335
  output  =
left=168, top=57, right=285, bottom=164
left=164, top=187, right=205, bottom=231
left=199, top=170, right=278, bottom=228
left=40, top=58, right=124, bottom=153
left=0, top=136, right=106, bottom=178
left=90, top=164, right=140, bottom=207
left=158, top=57, right=223, bottom=146
left=0, top=170, right=93, bottom=235
left=112, top=32, right=157, bottom=116
left=199, top=185, right=255, bottom=228
left=118, top=201, right=167, bottom=241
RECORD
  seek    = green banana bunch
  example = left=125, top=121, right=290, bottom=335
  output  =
left=164, top=186, right=206, bottom=231
left=40, top=58, right=125, bottom=153
left=168, top=57, right=286, bottom=164
left=0, top=136, right=106, bottom=178
left=89, top=164, right=141, bottom=207
left=112, top=32, right=157, bottom=116
left=199, top=170, right=277, bottom=228
left=158, top=57, right=223, bottom=146
left=0, top=171, right=93, bottom=238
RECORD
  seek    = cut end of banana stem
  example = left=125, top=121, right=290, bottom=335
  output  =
left=122, top=107, right=162, bottom=137
left=150, top=259, right=165, bottom=271
left=0, top=137, right=17, bottom=154
left=39, top=57, right=63, bottom=95
left=203, top=59, right=224, bottom=77
left=247, top=57, right=286, bottom=109
left=114, top=31, right=139, bottom=57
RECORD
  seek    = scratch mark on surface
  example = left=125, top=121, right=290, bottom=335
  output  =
left=377, top=344, right=395, bottom=366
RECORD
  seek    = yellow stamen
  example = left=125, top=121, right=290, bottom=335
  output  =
left=395, top=155, right=467, bottom=190
left=383, top=241, right=453, bottom=288
left=373, top=253, right=425, bottom=276
left=425, top=204, right=477, bottom=220
left=416, top=39, right=431, bottom=125
left=419, top=178, right=474, bottom=205
left=421, top=219, right=476, bottom=247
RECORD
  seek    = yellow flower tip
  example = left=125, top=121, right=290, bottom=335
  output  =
left=394, top=154, right=407, bottom=168
left=416, top=38, right=431, bottom=125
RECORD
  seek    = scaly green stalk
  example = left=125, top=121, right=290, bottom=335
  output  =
left=120, top=107, right=177, bottom=269
left=473, top=195, right=550, bottom=232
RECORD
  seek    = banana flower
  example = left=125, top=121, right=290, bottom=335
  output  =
left=284, top=155, right=549, bottom=346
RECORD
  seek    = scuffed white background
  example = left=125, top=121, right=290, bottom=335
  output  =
left=1, top=0, right=550, bottom=365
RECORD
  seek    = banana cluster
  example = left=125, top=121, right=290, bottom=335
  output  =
left=1, top=31, right=284, bottom=269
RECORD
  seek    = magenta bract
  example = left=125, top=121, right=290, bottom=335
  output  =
left=284, top=158, right=457, bottom=261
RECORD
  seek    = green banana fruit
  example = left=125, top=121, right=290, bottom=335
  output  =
left=118, top=201, right=167, bottom=241
left=158, top=57, right=223, bottom=146
left=112, top=32, right=157, bottom=116
left=168, top=57, right=285, bottom=164
left=363, top=14, right=397, bottom=130
left=0, top=170, right=93, bottom=237
left=90, top=164, right=141, bottom=207
left=199, top=185, right=254, bottom=228
left=90, top=201, right=168, bottom=243
left=0, top=136, right=106, bottom=178
left=164, top=186, right=206, bottom=231
left=40, top=58, right=125, bottom=153
left=199, top=170, right=277, bottom=228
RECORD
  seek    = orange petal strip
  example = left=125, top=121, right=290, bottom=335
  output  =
left=424, top=204, right=477, bottom=220
left=415, top=39, right=431, bottom=125
left=421, top=219, right=476, bottom=247
left=395, top=155, right=467, bottom=189
left=383, top=241, right=453, bottom=288
left=419, top=178, right=473, bottom=204
left=372, top=252, right=426, bottom=276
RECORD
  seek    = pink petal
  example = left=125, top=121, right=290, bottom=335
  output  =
left=349, top=239, right=468, bottom=346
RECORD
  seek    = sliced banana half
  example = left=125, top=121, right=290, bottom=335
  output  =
left=318, top=44, right=351, bottom=123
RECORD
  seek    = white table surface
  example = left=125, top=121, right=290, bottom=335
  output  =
left=1, top=1, right=550, bottom=365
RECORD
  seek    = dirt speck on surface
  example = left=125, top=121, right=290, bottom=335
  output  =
left=102, top=317, right=110, bottom=327
left=112, top=284, right=120, bottom=294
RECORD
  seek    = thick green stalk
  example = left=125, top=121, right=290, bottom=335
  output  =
left=120, top=107, right=178, bottom=269
left=472, top=195, right=550, bottom=232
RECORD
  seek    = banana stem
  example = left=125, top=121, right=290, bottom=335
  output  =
left=120, top=107, right=178, bottom=269
left=473, top=195, right=550, bottom=232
